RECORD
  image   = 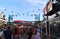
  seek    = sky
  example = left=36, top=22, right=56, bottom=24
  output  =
left=0, top=0, right=49, bottom=21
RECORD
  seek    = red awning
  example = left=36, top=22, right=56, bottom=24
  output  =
left=13, top=20, right=23, bottom=22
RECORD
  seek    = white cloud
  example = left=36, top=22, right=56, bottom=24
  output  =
left=0, top=0, right=20, bottom=1
left=22, top=0, right=47, bottom=6
left=0, top=0, right=47, bottom=6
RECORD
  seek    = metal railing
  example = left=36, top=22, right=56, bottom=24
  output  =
left=42, top=33, right=60, bottom=39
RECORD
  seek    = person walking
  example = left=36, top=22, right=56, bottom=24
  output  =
left=32, top=29, right=41, bottom=39
left=3, top=27, right=13, bottom=39
left=12, top=27, right=20, bottom=39
left=27, top=28, right=33, bottom=39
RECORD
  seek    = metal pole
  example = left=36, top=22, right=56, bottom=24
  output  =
left=49, top=20, right=50, bottom=39
left=46, top=15, right=49, bottom=39
left=46, top=15, right=50, bottom=39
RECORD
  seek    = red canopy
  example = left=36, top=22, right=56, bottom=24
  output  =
left=13, top=20, right=23, bottom=22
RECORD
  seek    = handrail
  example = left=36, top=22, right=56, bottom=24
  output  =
left=42, top=33, right=59, bottom=39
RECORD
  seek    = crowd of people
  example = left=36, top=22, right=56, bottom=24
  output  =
left=0, top=25, right=42, bottom=39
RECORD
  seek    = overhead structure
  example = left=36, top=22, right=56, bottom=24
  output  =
left=45, top=0, right=60, bottom=16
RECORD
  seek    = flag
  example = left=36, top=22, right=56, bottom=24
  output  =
left=31, top=14, right=33, bottom=16
left=17, top=13, right=19, bottom=15
left=11, top=11, right=13, bottom=13
left=23, top=13, right=24, bottom=15
left=17, top=13, right=20, bottom=16
left=1, top=12, right=3, bottom=14
left=27, top=12, right=29, bottom=14
left=27, top=14, right=29, bottom=16
left=46, top=0, right=52, bottom=12
left=43, top=0, right=52, bottom=15
left=38, top=9, right=40, bottom=11
left=32, top=10, right=34, bottom=13
left=15, top=15, right=17, bottom=17
left=12, top=15, right=14, bottom=16
left=5, top=8, right=7, bottom=11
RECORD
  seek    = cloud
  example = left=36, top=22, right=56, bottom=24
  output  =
left=22, top=0, right=47, bottom=4
left=0, top=0, right=47, bottom=7
left=22, top=0, right=47, bottom=6
left=0, top=0, right=20, bottom=1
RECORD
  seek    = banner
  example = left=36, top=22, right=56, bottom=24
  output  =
left=46, top=0, right=52, bottom=12
left=43, top=0, right=52, bottom=15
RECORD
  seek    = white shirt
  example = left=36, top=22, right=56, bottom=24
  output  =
left=0, top=31, right=3, bottom=37
left=33, top=32, right=41, bottom=39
